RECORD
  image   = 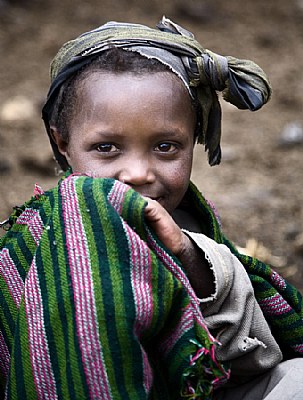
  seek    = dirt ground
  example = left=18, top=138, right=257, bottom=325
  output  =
left=0, top=0, right=303, bottom=291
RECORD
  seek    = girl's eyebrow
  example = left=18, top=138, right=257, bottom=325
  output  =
left=88, top=131, right=126, bottom=139
left=90, top=128, right=188, bottom=138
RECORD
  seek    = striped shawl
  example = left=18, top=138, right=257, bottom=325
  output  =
left=0, top=173, right=302, bottom=399
left=0, top=174, right=228, bottom=400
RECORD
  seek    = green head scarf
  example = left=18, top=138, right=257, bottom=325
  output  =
left=42, top=17, right=271, bottom=170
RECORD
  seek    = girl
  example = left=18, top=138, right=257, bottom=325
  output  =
left=1, top=17, right=302, bottom=399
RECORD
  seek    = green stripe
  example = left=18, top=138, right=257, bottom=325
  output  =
left=148, top=254, right=174, bottom=338
left=12, top=320, right=27, bottom=399
left=85, top=178, right=133, bottom=398
left=48, top=215, right=78, bottom=399
left=14, top=234, right=34, bottom=275
left=11, top=303, right=37, bottom=399
left=0, top=282, right=15, bottom=341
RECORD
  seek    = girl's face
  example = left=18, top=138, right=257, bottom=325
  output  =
left=52, top=71, right=196, bottom=214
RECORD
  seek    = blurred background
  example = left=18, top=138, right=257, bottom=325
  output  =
left=0, top=0, right=303, bottom=290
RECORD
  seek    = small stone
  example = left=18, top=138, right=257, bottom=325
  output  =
left=221, top=146, right=238, bottom=163
left=284, top=223, right=301, bottom=240
left=296, top=0, right=303, bottom=11
left=294, top=233, right=303, bottom=255
left=0, top=96, right=36, bottom=122
left=278, top=122, right=303, bottom=147
left=0, top=159, right=11, bottom=175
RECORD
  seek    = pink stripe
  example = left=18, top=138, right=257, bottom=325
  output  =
left=260, top=293, right=283, bottom=306
left=270, top=272, right=286, bottom=291
left=60, top=176, right=112, bottom=400
left=292, top=343, right=303, bottom=353
left=0, top=248, right=24, bottom=307
left=133, top=242, right=151, bottom=333
left=123, top=222, right=153, bottom=334
left=259, top=294, right=293, bottom=315
left=141, top=346, right=154, bottom=393
left=0, top=329, right=10, bottom=378
left=146, top=230, right=216, bottom=343
left=108, top=181, right=129, bottom=215
left=109, top=181, right=154, bottom=393
left=122, top=221, right=153, bottom=394
left=15, top=208, right=37, bottom=224
left=16, top=208, right=44, bottom=245
left=25, top=257, right=57, bottom=399
left=159, top=306, right=193, bottom=356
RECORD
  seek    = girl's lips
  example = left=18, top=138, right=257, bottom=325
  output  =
left=139, top=192, right=166, bottom=206
left=142, top=195, right=169, bottom=212
left=143, top=196, right=162, bottom=202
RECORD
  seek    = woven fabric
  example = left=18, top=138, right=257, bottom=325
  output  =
left=0, top=174, right=228, bottom=399
left=1, top=175, right=302, bottom=398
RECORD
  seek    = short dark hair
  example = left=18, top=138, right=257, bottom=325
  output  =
left=50, top=47, right=201, bottom=141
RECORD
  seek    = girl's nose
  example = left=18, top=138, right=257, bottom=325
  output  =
left=118, top=160, right=155, bottom=186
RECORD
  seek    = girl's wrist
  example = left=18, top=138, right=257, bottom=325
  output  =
left=177, top=233, right=215, bottom=298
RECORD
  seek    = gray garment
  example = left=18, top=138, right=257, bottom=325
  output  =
left=184, top=231, right=303, bottom=399
left=182, top=230, right=283, bottom=380
left=214, top=358, right=303, bottom=400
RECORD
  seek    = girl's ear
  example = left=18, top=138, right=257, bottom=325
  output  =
left=50, top=126, right=68, bottom=156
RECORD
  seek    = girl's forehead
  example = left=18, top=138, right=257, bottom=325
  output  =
left=79, top=70, right=193, bottom=110
left=71, top=71, right=196, bottom=139
left=82, top=69, right=188, bottom=92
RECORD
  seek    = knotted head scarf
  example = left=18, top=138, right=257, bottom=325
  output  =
left=42, top=17, right=272, bottom=170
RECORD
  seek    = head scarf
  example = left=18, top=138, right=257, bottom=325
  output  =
left=42, top=17, right=272, bottom=170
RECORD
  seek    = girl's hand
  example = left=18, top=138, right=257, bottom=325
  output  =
left=143, top=197, right=190, bottom=257
left=143, top=197, right=215, bottom=298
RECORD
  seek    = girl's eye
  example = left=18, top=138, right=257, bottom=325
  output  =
left=155, top=143, right=176, bottom=153
left=96, top=143, right=118, bottom=153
